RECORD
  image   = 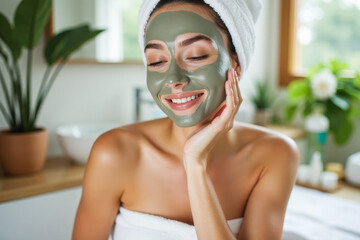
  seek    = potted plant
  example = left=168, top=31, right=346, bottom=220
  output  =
left=285, top=60, right=360, bottom=146
left=251, top=79, right=274, bottom=126
left=0, top=0, right=104, bottom=175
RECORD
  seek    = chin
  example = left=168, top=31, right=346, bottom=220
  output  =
left=171, top=113, right=213, bottom=128
left=173, top=120, right=200, bottom=128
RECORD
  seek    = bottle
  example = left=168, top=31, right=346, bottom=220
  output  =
left=304, top=110, right=329, bottom=166
left=309, top=151, right=323, bottom=186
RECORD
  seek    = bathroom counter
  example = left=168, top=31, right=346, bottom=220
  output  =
left=0, top=156, right=85, bottom=203
left=333, top=183, right=360, bottom=203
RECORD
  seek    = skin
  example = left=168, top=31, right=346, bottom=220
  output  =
left=72, top=3, right=299, bottom=240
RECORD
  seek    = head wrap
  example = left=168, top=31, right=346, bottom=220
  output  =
left=138, top=0, right=262, bottom=72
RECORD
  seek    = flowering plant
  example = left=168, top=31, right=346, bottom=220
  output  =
left=285, top=60, right=360, bottom=145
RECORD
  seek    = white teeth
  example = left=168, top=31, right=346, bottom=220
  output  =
left=170, top=94, right=202, bottom=104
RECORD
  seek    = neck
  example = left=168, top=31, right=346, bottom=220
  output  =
left=169, top=120, right=206, bottom=143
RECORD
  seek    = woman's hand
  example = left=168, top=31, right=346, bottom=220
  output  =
left=183, top=68, right=242, bottom=169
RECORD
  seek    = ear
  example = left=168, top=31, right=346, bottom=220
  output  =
left=231, top=56, right=241, bottom=79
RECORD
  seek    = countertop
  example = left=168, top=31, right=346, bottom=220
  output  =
left=0, top=156, right=85, bottom=203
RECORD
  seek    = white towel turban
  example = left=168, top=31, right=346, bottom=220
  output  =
left=138, top=0, right=262, bottom=72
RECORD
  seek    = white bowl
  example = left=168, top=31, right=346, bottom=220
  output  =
left=57, top=123, right=117, bottom=165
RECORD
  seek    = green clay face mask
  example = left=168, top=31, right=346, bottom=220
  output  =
left=145, top=11, right=231, bottom=127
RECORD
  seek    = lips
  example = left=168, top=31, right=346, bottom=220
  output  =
left=162, top=91, right=206, bottom=112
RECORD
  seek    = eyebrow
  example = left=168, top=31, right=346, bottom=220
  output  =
left=144, top=43, right=164, bottom=52
left=144, top=35, right=212, bottom=52
left=179, top=35, right=212, bottom=47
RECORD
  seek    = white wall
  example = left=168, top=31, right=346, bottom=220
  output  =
left=0, top=0, right=359, bottom=163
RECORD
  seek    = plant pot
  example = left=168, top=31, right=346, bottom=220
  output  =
left=0, top=128, right=48, bottom=175
left=253, top=109, right=272, bottom=126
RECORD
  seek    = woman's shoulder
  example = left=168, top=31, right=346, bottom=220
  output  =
left=232, top=122, right=299, bottom=164
left=90, top=118, right=169, bottom=162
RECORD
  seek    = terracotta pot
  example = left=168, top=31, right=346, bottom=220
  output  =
left=253, top=109, right=272, bottom=126
left=0, top=128, right=48, bottom=175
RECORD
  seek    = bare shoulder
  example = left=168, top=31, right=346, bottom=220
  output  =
left=82, top=125, right=143, bottom=197
left=233, top=122, right=299, bottom=167
left=87, top=118, right=169, bottom=171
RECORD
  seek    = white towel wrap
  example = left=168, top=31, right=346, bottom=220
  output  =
left=138, top=0, right=262, bottom=72
left=109, top=207, right=242, bottom=240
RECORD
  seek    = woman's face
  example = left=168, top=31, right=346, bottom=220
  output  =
left=144, top=5, right=232, bottom=127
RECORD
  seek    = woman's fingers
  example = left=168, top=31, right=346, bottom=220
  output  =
left=212, top=68, right=241, bottom=131
left=232, top=69, right=242, bottom=112
left=216, top=71, right=234, bottom=127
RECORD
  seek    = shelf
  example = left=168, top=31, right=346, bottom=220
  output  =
left=0, top=156, right=85, bottom=203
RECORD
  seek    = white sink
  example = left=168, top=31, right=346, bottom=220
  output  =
left=56, top=123, right=117, bottom=165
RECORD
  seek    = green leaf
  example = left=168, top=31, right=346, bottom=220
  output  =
left=285, top=104, right=298, bottom=121
left=332, top=118, right=354, bottom=145
left=355, top=73, right=360, bottom=89
left=0, top=42, right=9, bottom=63
left=251, top=80, right=274, bottom=109
left=288, top=79, right=311, bottom=102
left=330, top=95, right=350, bottom=110
left=307, top=63, right=325, bottom=79
left=326, top=101, right=353, bottom=145
left=44, top=24, right=104, bottom=65
left=0, top=13, right=21, bottom=60
left=303, top=99, right=315, bottom=117
left=13, top=0, right=52, bottom=49
left=349, top=105, right=360, bottom=120
left=329, top=59, right=348, bottom=75
left=340, top=86, right=360, bottom=101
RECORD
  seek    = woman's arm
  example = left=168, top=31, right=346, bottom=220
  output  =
left=72, top=132, right=130, bottom=240
left=183, top=69, right=241, bottom=240
left=186, top=135, right=298, bottom=240
left=238, top=136, right=299, bottom=240
left=184, top=69, right=299, bottom=240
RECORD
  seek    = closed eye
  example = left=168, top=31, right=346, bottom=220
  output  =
left=148, top=61, right=166, bottom=66
left=187, top=55, right=209, bottom=61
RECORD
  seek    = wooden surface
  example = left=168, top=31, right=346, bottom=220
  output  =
left=296, top=181, right=343, bottom=193
left=332, top=182, right=360, bottom=203
left=266, top=124, right=306, bottom=140
left=296, top=181, right=360, bottom=203
left=0, top=156, right=85, bottom=203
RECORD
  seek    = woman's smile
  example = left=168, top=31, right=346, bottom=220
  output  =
left=161, top=90, right=208, bottom=115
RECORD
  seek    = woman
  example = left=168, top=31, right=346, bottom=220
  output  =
left=72, top=0, right=299, bottom=239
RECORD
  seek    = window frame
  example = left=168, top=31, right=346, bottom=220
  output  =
left=279, top=0, right=359, bottom=87
left=278, top=0, right=304, bottom=87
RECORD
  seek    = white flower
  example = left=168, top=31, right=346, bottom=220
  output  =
left=311, top=69, right=337, bottom=100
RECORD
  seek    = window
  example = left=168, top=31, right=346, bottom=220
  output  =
left=279, top=0, right=360, bottom=86
left=51, top=0, right=143, bottom=63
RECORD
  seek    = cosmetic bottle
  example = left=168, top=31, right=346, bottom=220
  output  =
left=304, top=109, right=329, bottom=166
left=309, top=151, right=323, bottom=186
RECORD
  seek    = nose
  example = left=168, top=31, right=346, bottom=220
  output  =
left=164, top=59, right=190, bottom=89
left=165, top=81, right=189, bottom=89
